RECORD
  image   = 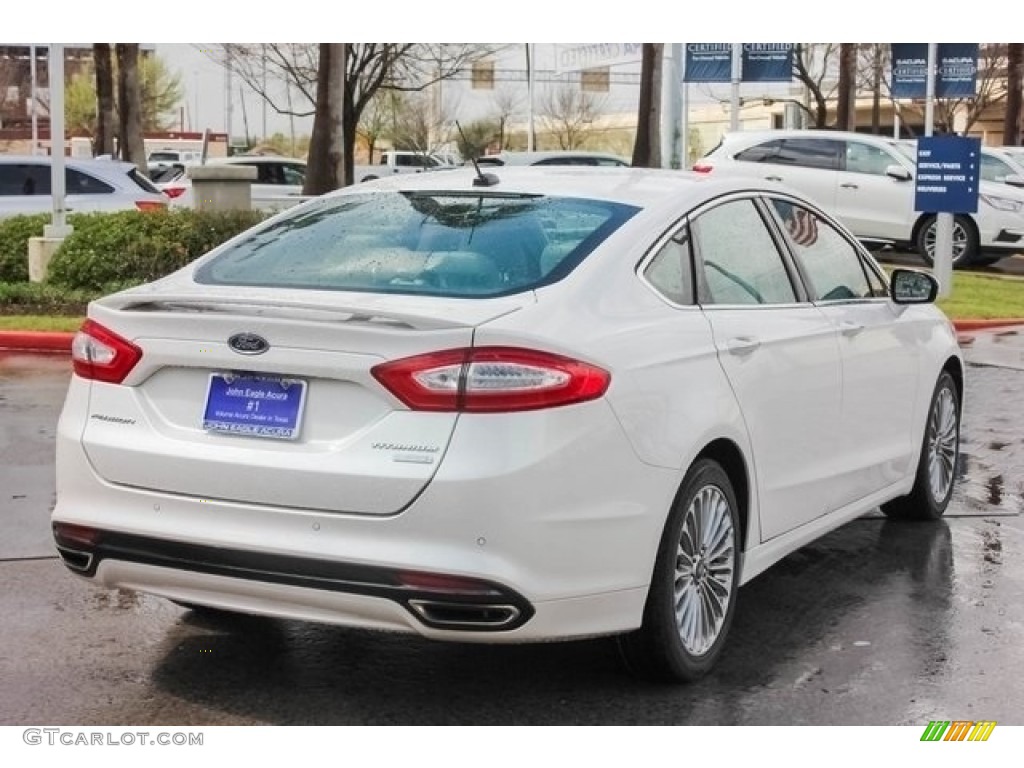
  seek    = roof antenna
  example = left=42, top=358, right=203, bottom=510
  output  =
left=455, top=121, right=499, bottom=187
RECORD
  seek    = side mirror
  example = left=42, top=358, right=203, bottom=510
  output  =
left=891, top=268, right=938, bottom=304
left=1002, top=173, right=1024, bottom=188
left=885, top=165, right=913, bottom=182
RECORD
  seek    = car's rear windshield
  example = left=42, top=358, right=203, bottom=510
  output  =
left=128, top=168, right=161, bottom=194
left=194, top=191, right=640, bottom=298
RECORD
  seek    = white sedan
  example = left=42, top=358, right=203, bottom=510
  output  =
left=159, top=155, right=309, bottom=213
left=54, top=167, right=962, bottom=682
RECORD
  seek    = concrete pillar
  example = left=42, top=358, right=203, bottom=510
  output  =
left=27, top=237, right=64, bottom=283
left=187, top=164, right=256, bottom=212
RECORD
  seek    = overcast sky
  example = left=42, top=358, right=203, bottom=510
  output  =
left=156, top=44, right=314, bottom=138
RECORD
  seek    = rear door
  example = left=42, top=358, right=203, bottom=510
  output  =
left=692, top=195, right=843, bottom=540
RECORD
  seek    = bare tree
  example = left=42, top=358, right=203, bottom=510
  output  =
left=1004, top=44, right=1023, bottom=145
left=836, top=44, right=856, bottom=130
left=455, top=119, right=499, bottom=160
left=305, top=44, right=345, bottom=195
left=221, top=44, right=490, bottom=188
left=115, top=44, right=146, bottom=172
left=491, top=85, right=521, bottom=150
left=538, top=84, right=605, bottom=150
left=790, top=43, right=840, bottom=128
left=856, top=44, right=888, bottom=134
left=632, top=43, right=662, bottom=167
left=390, top=91, right=456, bottom=155
left=357, top=91, right=392, bottom=163
left=93, top=44, right=115, bottom=156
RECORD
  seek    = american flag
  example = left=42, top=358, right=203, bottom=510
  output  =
left=786, top=207, right=819, bottom=247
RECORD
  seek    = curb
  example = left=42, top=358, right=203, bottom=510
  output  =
left=950, top=318, right=1024, bottom=332
left=3, top=321, right=1024, bottom=356
left=0, top=330, right=75, bottom=353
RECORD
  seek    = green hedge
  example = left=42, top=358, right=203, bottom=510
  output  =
left=0, top=214, right=50, bottom=283
left=0, top=281, right=101, bottom=316
left=46, top=209, right=265, bottom=291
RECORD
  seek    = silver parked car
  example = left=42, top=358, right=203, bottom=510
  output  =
left=0, top=156, right=167, bottom=218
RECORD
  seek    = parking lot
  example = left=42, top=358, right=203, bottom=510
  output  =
left=1, top=343, right=1021, bottom=725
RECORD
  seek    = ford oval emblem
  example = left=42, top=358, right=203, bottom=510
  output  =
left=228, top=333, right=269, bottom=355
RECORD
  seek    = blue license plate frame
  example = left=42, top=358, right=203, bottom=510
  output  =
left=202, top=373, right=308, bottom=440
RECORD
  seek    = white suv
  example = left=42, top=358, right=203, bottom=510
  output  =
left=696, top=130, right=1024, bottom=267
left=0, top=156, right=168, bottom=219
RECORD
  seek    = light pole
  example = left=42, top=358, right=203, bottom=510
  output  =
left=30, top=45, right=39, bottom=155
left=45, top=43, right=71, bottom=239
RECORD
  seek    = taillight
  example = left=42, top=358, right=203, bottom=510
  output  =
left=71, top=319, right=142, bottom=384
left=135, top=199, right=167, bottom=211
left=372, top=347, right=610, bottom=413
left=162, top=186, right=186, bottom=199
left=692, top=163, right=713, bottom=173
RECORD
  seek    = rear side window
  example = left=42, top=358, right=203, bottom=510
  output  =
left=643, top=225, right=693, bottom=305
left=735, top=140, right=784, bottom=163
left=774, top=138, right=842, bottom=170
left=195, top=192, right=639, bottom=298
left=67, top=169, right=114, bottom=194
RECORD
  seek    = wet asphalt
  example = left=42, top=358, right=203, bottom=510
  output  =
left=1, top=341, right=1022, bottom=726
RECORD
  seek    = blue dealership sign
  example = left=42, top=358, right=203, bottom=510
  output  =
left=936, top=43, right=979, bottom=98
left=914, top=136, right=981, bottom=214
left=742, top=44, right=794, bottom=82
left=892, top=43, right=978, bottom=99
left=684, top=43, right=794, bottom=83
left=684, top=43, right=731, bottom=82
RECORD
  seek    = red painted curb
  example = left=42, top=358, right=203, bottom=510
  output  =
left=0, top=330, right=74, bottom=353
left=951, top=319, right=1024, bottom=332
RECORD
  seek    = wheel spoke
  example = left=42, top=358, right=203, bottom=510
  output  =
left=672, top=482, right=736, bottom=657
left=926, top=386, right=958, bottom=501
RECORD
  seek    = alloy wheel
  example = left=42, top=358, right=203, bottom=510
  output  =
left=673, top=484, right=736, bottom=657
left=927, top=385, right=958, bottom=503
left=923, top=219, right=969, bottom=262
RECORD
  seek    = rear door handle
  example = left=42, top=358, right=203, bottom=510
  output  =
left=840, top=182, right=859, bottom=190
left=726, top=336, right=761, bottom=355
left=839, top=321, right=864, bottom=336
left=764, top=175, right=783, bottom=182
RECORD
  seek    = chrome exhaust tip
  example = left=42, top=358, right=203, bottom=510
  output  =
left=408, top=599, right=521, bottom=630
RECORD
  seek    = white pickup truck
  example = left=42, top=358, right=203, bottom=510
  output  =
left=354, top=150, right=460, bottom=183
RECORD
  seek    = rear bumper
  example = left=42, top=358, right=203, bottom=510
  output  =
left=53, top=396, right=680, bottom=641
left=54, top=524, right=534, bottom=632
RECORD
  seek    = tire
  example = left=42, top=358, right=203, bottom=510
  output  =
left=915, top=214, right=979, bottom=268
left=881, top=371, right=960, bottom=521
left=618, top=459, right=741, bottom=683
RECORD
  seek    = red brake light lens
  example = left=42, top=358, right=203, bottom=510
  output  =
left=71, top=319, right=142, bottom=384
left=135, top=199, right=167, bottom=211
left=372, top=347, right=610, bottom=413
left=692, top=163, right=713, bottom=173
left=162, top=186, right=186, bottom=199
